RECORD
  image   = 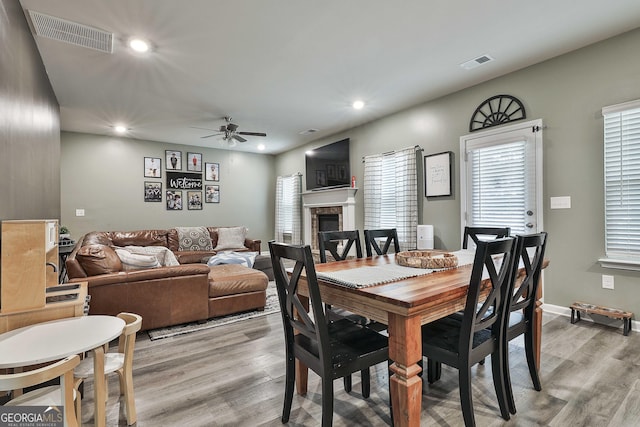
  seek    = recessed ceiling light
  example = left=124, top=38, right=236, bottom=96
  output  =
left=128, top=38, right=150, bottom=53
left=257, top=144, right=266, bottom=151
left=114, top=125, right=127, bottom=134
left=352, top=100, right=365, bottom=110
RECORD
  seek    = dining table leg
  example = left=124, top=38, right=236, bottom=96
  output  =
left=92, top=345, right=107, bottom=427
left=387, top=313, right=423, bottom=427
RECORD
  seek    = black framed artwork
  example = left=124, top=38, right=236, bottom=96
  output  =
left=165, top=150, right=182, bottom=171
left=205, top=185, right=220, bottom=203
left=424, top=151, right=452, bottom=197
left=205, top=162, right=219, bottom=181
left=186, top=152, right=202, bottom=172
left=166, top=190, right=183, bottom=210
left=144, top=157, right=161, bottom=178
left=187, top=191, right=203, bottom=210
left=144, top=181, right=162, bottom=202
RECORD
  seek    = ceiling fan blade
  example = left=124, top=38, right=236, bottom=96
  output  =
left=232, top=134, right=247, bottom=143
left=201, top=132, right=223, bottom=139
left=238, top=132, right=267, bottom=137
left=227, top=123, right=239, bottom=132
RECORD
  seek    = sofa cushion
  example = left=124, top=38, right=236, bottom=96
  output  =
left=115, top=248, right=161, bottom=271
left=207, top=251, right=258, bottom=268
left=208, top=264, right=268, bottom=297
left=76, top=244, right=122, bottom=276
left=109, top=230, right=169, bottom=247
left=214, top=226, right=247, bottom=251
left=176, top=226, right=214, bottom=251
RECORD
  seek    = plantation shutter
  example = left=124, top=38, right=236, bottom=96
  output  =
left=603, top=99, right=640, bottom=259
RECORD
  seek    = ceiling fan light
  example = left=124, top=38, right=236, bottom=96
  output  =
left=114, top=125, right=127, bottom=134
left=128, top=38, right=150, bottom=53
left=352, top=100, right=365, bottom=110
left=257, top=144, right=266, bottom=151
left=228, top=139, right=237, bottom=147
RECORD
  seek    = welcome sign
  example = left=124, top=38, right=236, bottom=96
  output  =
left=166, top=172, right=202, bottom=190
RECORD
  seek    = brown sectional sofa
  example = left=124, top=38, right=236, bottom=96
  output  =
left=66, top=227, right=267, bottom=331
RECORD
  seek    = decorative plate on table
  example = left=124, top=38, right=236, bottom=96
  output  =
left=396, top=250, right=458, bottom=269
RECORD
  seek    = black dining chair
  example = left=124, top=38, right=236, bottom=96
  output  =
left=268, top=241, right=390, bottom=427
left=364, top=228, right=400, bottom=257
left=317, top=230, right=376, bottom=394
left=503, top=231, right=548, bottom=414
left=462, top=226, right=511, bottom=249
left=318, top=230, right=363, bottom=263
left=421, top=237, right=519, bottom=427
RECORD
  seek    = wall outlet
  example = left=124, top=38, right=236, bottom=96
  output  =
left=602, top=274, right=614, bottom=290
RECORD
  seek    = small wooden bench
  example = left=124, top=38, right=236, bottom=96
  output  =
left=570, top=301, right=633, bottom=336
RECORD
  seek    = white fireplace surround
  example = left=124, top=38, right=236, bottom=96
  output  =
left=302, top=187, right=357, bottom=249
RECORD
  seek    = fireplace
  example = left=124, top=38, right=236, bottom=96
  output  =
left=302, top=187, right=357, bottom=250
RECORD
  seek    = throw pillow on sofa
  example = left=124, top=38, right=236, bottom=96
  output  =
left=214, top=226, right=247, bottom=251
left=207, top=251, right=258, bottom=268
left=76, top=244, right=122, bottom=275
left=115, top=248, right=161, bottom=271
left=176, top=226, right=214, bottom=251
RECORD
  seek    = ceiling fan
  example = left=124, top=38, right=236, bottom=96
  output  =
left=195, top=116, right=267, bottom=143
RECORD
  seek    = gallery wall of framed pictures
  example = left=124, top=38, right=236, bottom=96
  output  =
left=144, top=150, right=221, bottom=210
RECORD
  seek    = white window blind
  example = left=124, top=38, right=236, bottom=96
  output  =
left=275, top=174, right=301, bottom=244
left=363, top=146, right=418, bottom=250
left=603, top=99, right=640, bottom=260
left=468, top=140, right=533, bottom=235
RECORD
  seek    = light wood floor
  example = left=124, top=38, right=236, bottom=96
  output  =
left=78, top=312, right=640, bottom=426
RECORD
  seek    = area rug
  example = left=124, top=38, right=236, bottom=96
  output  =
left=148, top=281, right=279, bottom=340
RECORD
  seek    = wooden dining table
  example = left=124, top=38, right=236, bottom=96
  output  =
left=295, top=252, right=548, bottom=427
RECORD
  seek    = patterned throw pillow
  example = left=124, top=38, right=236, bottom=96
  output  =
left=176, top=226, right=214, bottom=251
left=214, top=226, right=247, bottom=251
left=114, top=249, right=161, bottom=271
left=207, top=251, right=258, bottom=268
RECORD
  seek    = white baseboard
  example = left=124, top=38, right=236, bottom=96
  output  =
left=542, top=303, right=637, bottom=333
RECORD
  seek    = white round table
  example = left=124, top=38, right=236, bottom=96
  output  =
left=0, top=315, right=126, bottom=427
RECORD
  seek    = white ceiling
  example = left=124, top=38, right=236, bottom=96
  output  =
left=18, top=0, right=640, bottom=154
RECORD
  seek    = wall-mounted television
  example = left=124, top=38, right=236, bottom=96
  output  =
left=305, top=138, right=350, bottom=191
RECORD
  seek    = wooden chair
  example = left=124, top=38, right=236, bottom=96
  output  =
left=503, top=232, right=548, bottom=414
left=268, top=241, right=390, bottom=427
left=318, top=230, right=363, bottom=262
left=74, top=312, right=142, bottom=426
left=462, top=226, right=511, bottom=249
left=364, top=228, right=400, bottom=257
left=421, top=237, right=518, bottom=426
left=1, top=355, right=80, bottom=427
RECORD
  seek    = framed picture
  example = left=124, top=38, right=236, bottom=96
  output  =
left=425, top=151, right=452, bottom=197
left=205, top=162, right=219, bottom=181
left=315, top=170, right=327, bottom=186
left=205, top=185, right=220, bottom=203
left=144, top=157, right=161, bottom=178
left=165, top=150, right=182, bottom=171
left=186, top=152, right=202, bottom=172
left=327, top=164, right=337, bottom=180
left=166, top=190, right=183, bottom=210
left=144, top=181, right=162, bottom=202
left=187, top=191, right=203, bottom=210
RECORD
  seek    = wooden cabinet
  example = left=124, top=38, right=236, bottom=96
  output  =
left=1, top=220, right=59, bottom=313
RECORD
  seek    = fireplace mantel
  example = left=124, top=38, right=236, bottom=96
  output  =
left=302, top=187, right=357, bottom=247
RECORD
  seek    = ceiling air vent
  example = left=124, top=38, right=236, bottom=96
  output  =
left=28, top=10, right=113, bottom=54
left=460, top=54, right=494, bottom=70
left=299, top=129, right=319, bottom=135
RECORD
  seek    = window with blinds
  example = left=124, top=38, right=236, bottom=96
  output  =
left=363, top=146, right=418, bottom=250
left=468, top=140, right=532, bottom=234
left=275, top=174, right=301, bottom=244
left=603, top=99, right=640, bottom=262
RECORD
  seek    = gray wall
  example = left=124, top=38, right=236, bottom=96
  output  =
left=275, top=28, right=640, bottom=315
left=0, top=0, right=60, bottom=221
left=61, top=132, right=276, bottom=250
